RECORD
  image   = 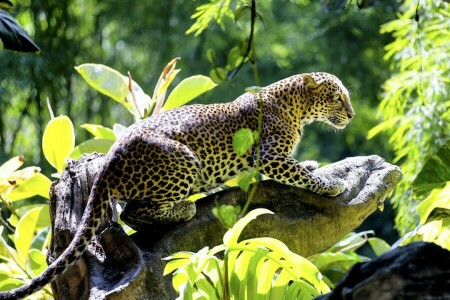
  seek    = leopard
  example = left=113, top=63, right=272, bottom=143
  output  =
left=0, top=72, right=354, bottom=299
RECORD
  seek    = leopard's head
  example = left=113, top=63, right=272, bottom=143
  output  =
left=303, top=72, right=354, bottom=129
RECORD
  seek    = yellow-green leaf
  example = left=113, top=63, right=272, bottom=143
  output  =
left=81, top=124, right=116, bottom=140
left=223, top=208, right=273, bottom=246
left=5, top=173, right=51, bottom=201
left=75, top=63, right=129, bottom=103
left=42, top=116, right=75, bottom=173
left=164, top=75, right=216, bottom=110
left=417, top=183, right=450, bottom=224
left=29, top=249, right=47, bottom=276
left=0, top=156, right=24, bottom=177
left=70, top=139, right=114, bottom=159
left=233, top=128, right=254, bottom=156
left=14, top=207, right=43, bottom=261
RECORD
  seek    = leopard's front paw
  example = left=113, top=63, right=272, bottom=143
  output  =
left=300, top=160, right=319, bottom=171
left=328, top=179, right=346, bottom=196
left=322, top=179, right=346, bottom=197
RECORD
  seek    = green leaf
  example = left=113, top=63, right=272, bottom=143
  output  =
left=368, top=237, right=391, bottom=256
left=416, top=183, right=450, bottom=224
left=209, top=67, right=227, bottom=84
left=234, top=4, right=250, bottom=22
left=232, top=128, right=254, bottom=156
left=0, top=278, right=24, bottom=292
left=81, top=124, right=116, bottom=140
left=29, top=248, right=47, bottom=276
left=5, top=173, right=52, bottom=201
left=113, top=123, right=128, bottom=139
left=206, top=48, right=215, bottom=64
left=14, top=207, right=42, bottom=261
left=75, top=63, right=129, bottom=104
left=245, top=86, right=263, bottom=94
left=227, top=47, right=244, bottom=69
left=70, top=139, right=115, bottom=159
left=236, top=168, right=257, bottom=192
left=326, top=231, right=374, bottom=253
left=0, top=155, right=24, bottom=177
left=223, top=208, right=273, bottom=246
left=164, top=75, right=216, bottom=110
left=313, top=252, right=360, bottom=271
left=212, top=204, right=241, bottom=228
left=413, top=142, right=450, bottom=198
left=42, top=116, right=75, bottom=173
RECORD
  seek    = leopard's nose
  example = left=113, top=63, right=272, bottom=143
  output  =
left=347, top=111, right=354, bottom=119
left=346, top=109, right=355, bottom=119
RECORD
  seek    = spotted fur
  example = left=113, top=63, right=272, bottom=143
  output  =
left=0, top=72, right=354, bottom=299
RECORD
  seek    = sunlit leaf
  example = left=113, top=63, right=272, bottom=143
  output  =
left=212, top=204, right=241, bottom=228
left=236, top=168, right=257, bottom=192
left=223, top=208, right=273, bottom=246
left=6, top=173, right=51, bottom=201
left=1, top=165, right=39, bottom=195
left=416, top=183, right=450, bottom=224
left=29, top=248, right=47, bottom=276
left=413, top=142, right=450, bottom=198
left=0, top=278, right=24, bottom=291
left=368, top=237, right=391, bottom=256
left=0, top=156, right=24, bottom=178
left=14, top=207, right=42, bottom=261
left=42, top=116, right=75, bottom=173
left=70, top=139, right=115, bottom=159
left=164, top=75, right=216, bottom=110
left=81, top=124, right=116, bottom=140
left=113, top=123, right=128, bottom=139
left=75, top=63, right=129, bottom=104
left=326, top=230, right=374, bottom=253
left=232, top=128, right=254, bottom=156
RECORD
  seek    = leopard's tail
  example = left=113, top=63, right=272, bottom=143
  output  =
left=0, top=175, right=109, bottom=300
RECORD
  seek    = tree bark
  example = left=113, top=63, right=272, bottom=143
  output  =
left=316, top=241, right=450, bottom=300
left=48, top=154, right=402, bottom=299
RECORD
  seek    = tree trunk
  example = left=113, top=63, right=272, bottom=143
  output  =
left=48, top=154, right=402, bottom=299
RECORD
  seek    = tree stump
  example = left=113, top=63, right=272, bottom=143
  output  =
left=48, top=154, right=402, bottom=299
left=317, top=242, right=450, bottom=300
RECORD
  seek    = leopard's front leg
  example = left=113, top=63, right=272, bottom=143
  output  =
left=257, top=143, right=345, bottom=196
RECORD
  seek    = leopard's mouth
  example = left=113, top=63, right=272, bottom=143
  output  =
left=327, top=115, right=349, bottom=129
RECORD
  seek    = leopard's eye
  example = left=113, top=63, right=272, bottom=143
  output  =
left=333, top=94, right=340, bottom=101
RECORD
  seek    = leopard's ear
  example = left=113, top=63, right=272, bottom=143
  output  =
left=303, top=74, right=320, bottom=90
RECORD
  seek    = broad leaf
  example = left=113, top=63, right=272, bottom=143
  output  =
left=6, top=173, right=51, bottom=201
left=70, top=139, right=115, bottom=159
left=223, top=208, right=273, bottom=246
left=113, top=123, right=128, bottom=139
left=416, top=183, right=450, bottom=224
left=232, top=128, right=254, bottom=156
left=29, top=249, right=47, bottom=276
left=0, top=156, right=24, bottom=177
left=42, top=116, right=75, bottom=173
left=14, top=207, right=42, bottom=261
left=413, top=142, right=450, bottom=198
left=81, top=124, right=116, bottom=140
left=368, top=237, right=391, bottom=256
left=164, top=75, right=216, bottom=110
left=75, top=64, right=129, bottom=104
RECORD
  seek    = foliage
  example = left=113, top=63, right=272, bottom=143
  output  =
left=368, top=0, right=450, bottom=234
left=399, top=143, right=450, bottom=252
left=311, top=231, right=390, bottom=288
left=165, top=210, right=391, bottom=299
left=164, top=209, right=330, bottom=300
left=0, top=60, right=217, bottom=298
left=0, top=153, right=51, bottom=297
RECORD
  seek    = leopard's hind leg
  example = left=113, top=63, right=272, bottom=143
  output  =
left=104, top=132, right=202, bottom=229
